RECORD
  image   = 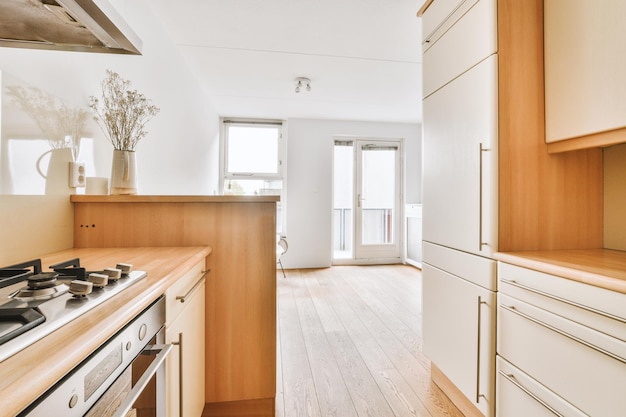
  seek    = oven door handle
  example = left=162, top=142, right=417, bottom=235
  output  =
left=111, top=343, right=174, bottom=417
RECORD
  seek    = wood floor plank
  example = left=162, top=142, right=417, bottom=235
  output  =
left=305, top=275, right=398, bottom=417
left=340, top=269, right=426, bottom=368
left=278, top=273, right=323, bottom=417
left=277, top=265, right=464, bottom=417
left=293, top=273, right=358, bottom=417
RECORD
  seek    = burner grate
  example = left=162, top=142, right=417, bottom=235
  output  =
left=0, top=259, right=42, bottom=289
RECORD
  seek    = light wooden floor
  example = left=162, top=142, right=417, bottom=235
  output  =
left=276, top=265, right=465, bottom=417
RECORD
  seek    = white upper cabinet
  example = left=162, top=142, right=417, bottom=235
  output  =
left=422, top=0, right=467, bottom=41
left=423, top=55, right=498, bottom=258
left=422, top=0, right=497, bottom=97
left=544, top=0, right=626, bottom=143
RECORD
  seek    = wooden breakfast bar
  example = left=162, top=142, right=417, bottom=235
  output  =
left=70, top=195, right=279, bottom=416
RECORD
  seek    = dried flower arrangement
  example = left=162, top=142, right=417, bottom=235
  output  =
left=7, top=85, right=88, bottom=160
left=88, top=70, right=159, bottom=151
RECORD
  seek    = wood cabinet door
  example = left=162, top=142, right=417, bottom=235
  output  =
left=422, top=55, right=498, bottom=257
left=166, top=279, right=206, bottom=417
left=423, top=262, right=496, bottom=417
left=545, top=0, right=626, bottom=143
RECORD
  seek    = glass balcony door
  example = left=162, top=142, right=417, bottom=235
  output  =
left=333, top=139, right=402, bottom=262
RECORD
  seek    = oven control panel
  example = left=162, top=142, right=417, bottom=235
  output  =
left=19, top=297, right=165, bottom=417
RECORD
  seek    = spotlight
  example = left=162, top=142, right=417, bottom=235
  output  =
left=295, top=77, right=311, bottom=93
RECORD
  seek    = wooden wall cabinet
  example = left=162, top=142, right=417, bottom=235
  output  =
left=165, top=261, right=206, bottom=417
left=544, top=0, right=626, bottom=152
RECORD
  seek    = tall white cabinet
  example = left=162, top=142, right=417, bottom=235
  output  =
left=421, top=0, right=498, bottom=416
left=421, top=0, right=608, bottom=414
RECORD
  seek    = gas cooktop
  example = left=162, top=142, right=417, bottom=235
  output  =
left=0, top=258, right=146, bottom=363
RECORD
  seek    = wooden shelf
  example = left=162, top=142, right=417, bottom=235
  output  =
left=70, top=195, right=280, bottom=203
left=494, top=249, right=626, bottom=294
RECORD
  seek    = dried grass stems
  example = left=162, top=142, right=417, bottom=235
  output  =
left=89, top=70, right=159, bottom=151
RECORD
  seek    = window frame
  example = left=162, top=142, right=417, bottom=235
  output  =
left=220, top=118, right=285, bottom=185
left=219, top=118, right=287, bottom=234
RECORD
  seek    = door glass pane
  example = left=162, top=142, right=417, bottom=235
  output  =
left=361, top=146, right=396, bottom=245
left=333, top=143, right=353, bottom=259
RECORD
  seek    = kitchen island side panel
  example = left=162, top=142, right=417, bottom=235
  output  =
left=72, top=198, right=277, bottom=412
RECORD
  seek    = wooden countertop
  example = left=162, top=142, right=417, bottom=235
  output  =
left=0, top=246, right=211, bottom=417
left=70, top=195, right=280, bottom=203
left=494, top=248, right=626, bottom=294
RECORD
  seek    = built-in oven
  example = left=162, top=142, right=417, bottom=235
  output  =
left=18, top=296, right=172, bottom=417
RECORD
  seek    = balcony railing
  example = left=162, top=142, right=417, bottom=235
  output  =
left=334, top=208, right=393, bottom=252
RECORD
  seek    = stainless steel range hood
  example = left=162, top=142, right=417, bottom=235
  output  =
left=0, top=0, right=142, bottom=54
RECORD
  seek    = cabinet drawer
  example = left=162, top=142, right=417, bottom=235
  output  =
left=423, top=242, right=496, bottom=291
left=165, top=261, right=206, bottom=325
left=423, top=0, right=496, bottom=97
left=498, top=294, right=626, bottom=417
left=496, top=357, right=587, bottom=417
left=498, top=263, right=626, bottom=341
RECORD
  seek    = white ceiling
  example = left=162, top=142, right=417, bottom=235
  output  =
left=147, top=0, right=424, bottom=123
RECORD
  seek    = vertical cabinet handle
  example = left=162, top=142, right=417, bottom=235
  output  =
left=479, top=143, right=490, bottom=251
left=476, top=296, right=488, bottom=403
left=172, top=333, right=184, bottom=417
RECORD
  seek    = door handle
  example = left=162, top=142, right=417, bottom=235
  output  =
left=112, top=343, right=173, bottom=417
left=476, top=296, right=488, bottom=403
left=479, top=143, right=490, bottom=251
left=498, top=371, right=565, bottom=417
left=172, top=333, right=184, bottom=417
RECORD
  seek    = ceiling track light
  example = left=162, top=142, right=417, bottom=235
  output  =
left=295, top=77, right=311, bottom=93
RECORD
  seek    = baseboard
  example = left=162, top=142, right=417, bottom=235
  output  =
left=431, top=364, right=483, bottom=417
left=202, top=398, right=275, bottom=417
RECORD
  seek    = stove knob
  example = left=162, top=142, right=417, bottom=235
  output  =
left=88, top=273, right=109, bottom=288
left=69, top=280, right=93, bottom=296
left=116, top=263, right=133, bottom=276
left=115, top=263, right=133, bottom=276
left=103, top=268, right=122, bottom=282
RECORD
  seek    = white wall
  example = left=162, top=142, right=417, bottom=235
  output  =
left=0, top=0, right=219, bottom=263
left=0, top=0, right=219, bottom=196
left=284, top=118, right=421, bottom=269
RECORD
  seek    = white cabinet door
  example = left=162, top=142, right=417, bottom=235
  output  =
left=422, top=55, right=498, bottom=257
left=423, top=0, right=497, bottom=97
left=166, top=269, right=206, bottom=417
left=423, top=262, right=496, bottom=417
left=544, top=0, right=626, bottom=142
left=421, top=0, right=466, bottom=41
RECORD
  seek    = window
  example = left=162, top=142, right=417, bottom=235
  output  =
left=221, top=119, right=285, bottom=233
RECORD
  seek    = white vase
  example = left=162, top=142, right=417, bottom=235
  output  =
left=36, top=147, right=74, bottom=195
left=110, top=150, right=137, bottom=195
